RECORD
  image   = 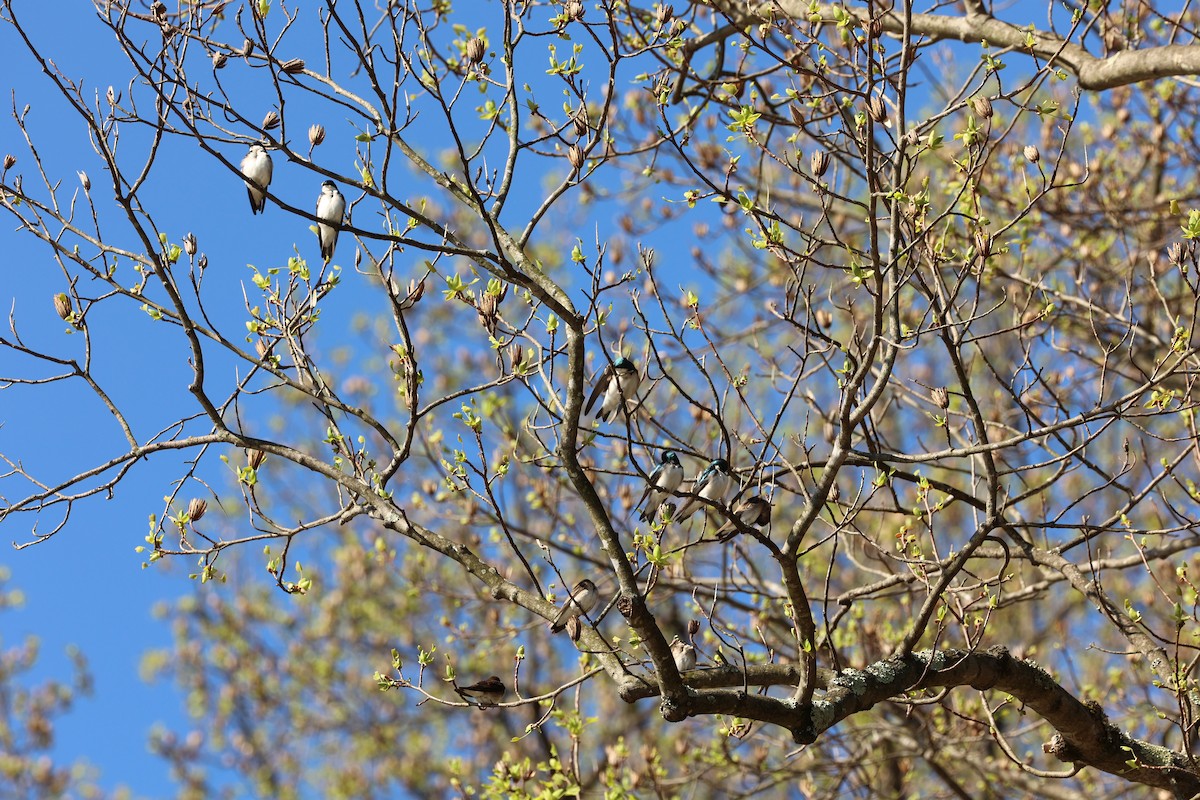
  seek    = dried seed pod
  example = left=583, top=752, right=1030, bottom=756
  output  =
left=197, top=254, right=208, bottom=271
left=2, top=154, right=15, bottom=171
left=106, top=85, right=116, bottom=105
left=931, top=386, right=949, bottom=409
left=242, top=38, right=254, bottom=57
left=655, top=3, right=674, bottom=26
left=212, top=52, right=228, bottom=69
left=182, top=232, right=197, bottom=256
left=308, top=124, right=325, bottom=147
left=687, top=618, right=700, bottom=636
left=867, top=95, right=886, bottom=123
left=466, top=37, right=486, bottom=65
left=571, top=105, right=589, bottom=137
left=247, top=449, right=267, bottom=469
left=187, top=498, right=208, bottom=521
left=1023, top=145, right=1041, bottom=164
left=971, top=96, right=993, bottom=119
left=568, top=143, right=585, bottom=171
left=974, top=229, right=992, bottom=259
left=53, top=293, right=73, bottom=321
left=810, top=150, right=830, bottom=177
left=280, top=58, right=306, bottom=75
left=262, top=110, right=280, bottom=130
left=564, top=0, right=584, bottom=21
left=77, top=171, right=90, bottom=191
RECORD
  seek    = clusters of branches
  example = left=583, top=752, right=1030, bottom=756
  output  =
left=5, top=0, right=1200, bottom=796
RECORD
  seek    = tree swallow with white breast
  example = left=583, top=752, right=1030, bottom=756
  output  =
left=715, top=494, right=772, bottom=541
left=455, top=675, right=506, bottom=708
left=239, top=143, right=273, bottom=215
left=549, top=578, right=598, bottom=632
left=673, top=458, right=733, bottom=521
left=670, top=636, right=697, bottom=672
left=635, top=450, right=683, bottom=523
left=584, top=356, right=640, bottom=423
left=315, top=180, right=346, bottom=262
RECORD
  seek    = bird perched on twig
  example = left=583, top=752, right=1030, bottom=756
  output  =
left=549, top=578, right=598, bottom=633
left=715, top=494, right=772, bottom=541
left=455, top=675, right=506, bottom=708
left=673, top=458, right=733, bottom=521
left=671, top=636, right=696, bottom=672
left=585, top=356, right=640, bottom=423
left=239, top=143, right=273, bottom=215
left=635, top=450, right=684, bottom=523
left=315, top=180, right=345, bottom=262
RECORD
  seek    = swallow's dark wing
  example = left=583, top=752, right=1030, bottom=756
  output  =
left=584, top=364, right=613, bottom=416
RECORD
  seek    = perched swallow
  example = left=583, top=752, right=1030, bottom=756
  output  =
left=584, top=356, right=640, bottom=423
left=455, top=675, right=506, bottom=708
left=239, top=143, right=273, bottom=215
left=549, top=578, right=598, bottom=632
left=715, top=495, right=772, bottom=541
left=315, top=180, right=346, bottom=262
left=671, top=636, right=696, bottom=672
left=673, top=458, right=733, bottom=521
left=635, top=450, right=684, bottom=523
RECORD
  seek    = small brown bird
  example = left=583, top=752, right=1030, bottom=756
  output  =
left=455, top=675, right=506, bottom=708
left=670, top=636, right=696, bottom=672
left=716, top=495, right=772, bottom=541
left=549, top=578, right=598, bottom=632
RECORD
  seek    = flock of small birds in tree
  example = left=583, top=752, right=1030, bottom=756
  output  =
left=456, top=354, right=773, bottom=709
left=237, top=144, right=771, bottom=709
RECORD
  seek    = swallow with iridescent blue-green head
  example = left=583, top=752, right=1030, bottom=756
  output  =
left=635, top=450, right=684, bottom=523
left=673, top=458, right=733, bottom=521
left=585, top=356, right=640, bottom=423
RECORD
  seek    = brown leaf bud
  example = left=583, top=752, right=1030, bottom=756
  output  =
left=197, top=254, right=208, bottom=271
left=212, top=52, right=228, bottom=69
left=262, top=110, right=280, bottom=131
left=77, top=171, right=90, bottom=191
left=187, top=498, right=208, bottom=521
left=931, top=386, right=949, bottom=409
left=280, top=58, right=306, bottom=75
left=247, top=449, right=267, bottom=470
left=255, top=338, right=269, bottom=360
left=182, top=232, right=197, bottom=256
left=869, top=17, right=883, bottom=39
left=466, top=37, right=487, bottom=65
left=867, top=95, right=886, bottom=123
left=2, top=154, right=15, bottom=170
left=308, top=124, right=325, bottom=147
left=53, top=293, right=73, bottom=321
left=971, top=96, right=993, bottom=119
left=1023, top=145, right=1040, bottom=164
left=242, top=38, right=254, bottom=57
left=106, top=86, right=116, bottom=105
left=655, top=3, right=674, bottom=26
left=687, top=618, right=700, bottom=636
left=810, top=150, right=830, bottom=177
